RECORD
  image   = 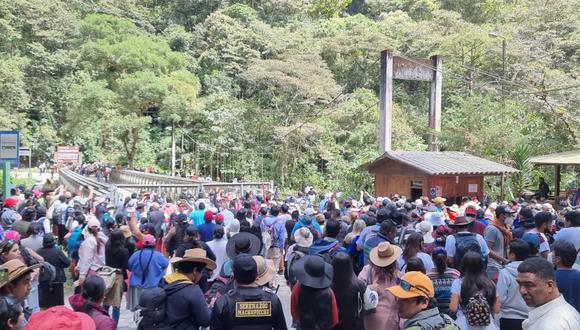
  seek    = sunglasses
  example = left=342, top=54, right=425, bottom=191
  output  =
left=396, top=278, right=430, bottom=297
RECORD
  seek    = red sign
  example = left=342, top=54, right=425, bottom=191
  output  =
left=56, top=146, right=81, bottom=164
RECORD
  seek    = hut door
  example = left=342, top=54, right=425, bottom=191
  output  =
left=411, top=180, right=423, bottom=201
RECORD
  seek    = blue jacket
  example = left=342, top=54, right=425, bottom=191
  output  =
left=198, top=222, right=216, bottom=242
left=291, top=217, right=322, bottom=237
left=261, top=216, right=286, bottom=249
left=128, top=247, right=168, bottom=288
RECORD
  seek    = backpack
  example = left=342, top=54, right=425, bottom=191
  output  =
left=262, top=220, right=279, bottom=249
left=67, top=226, right=83, bottom=253
left=463, top=292, right=491, bottom=326
left=308, top=240, right=341, bottom=264
left=285, top=249, right=306, bottom=287
left=138, top=287, right=169, bottom=330
left=38, top=261, right=57, bottom=285
left=453, top=233, right=482, bottom=269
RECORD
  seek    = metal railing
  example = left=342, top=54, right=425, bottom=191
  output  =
left=59, top=168, right=275, bottom=201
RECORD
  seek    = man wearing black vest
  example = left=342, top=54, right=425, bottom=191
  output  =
left=210, top=254, right=287, bottom=330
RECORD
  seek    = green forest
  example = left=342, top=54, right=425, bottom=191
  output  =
left=2, top=0, right=579, bottom=194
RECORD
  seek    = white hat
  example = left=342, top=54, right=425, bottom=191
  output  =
left=415, top=199, right=423, bottom=207
left=425, top=212, right=445, bottom=227
left=228, top=219, right=240, bottom=236
left=449, top=204, right=459, bottom=213
left=295, top=227, right=314, bottom=248
left=489, top=203, right=498, bottom=210
left=416, top=221, right=435, bottom=244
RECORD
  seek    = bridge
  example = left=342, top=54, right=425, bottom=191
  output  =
left=59, top=168, right=274, bottom=203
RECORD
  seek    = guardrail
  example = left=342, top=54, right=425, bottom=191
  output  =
left=59, top=169, right=275, bottom=202
left=58, top=169, right=112, bottom=197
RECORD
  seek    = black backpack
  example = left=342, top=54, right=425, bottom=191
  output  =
left=138, top=287, right=169, bottom=330
left=454, top=233, right=482, bottom=269
left=38, top=261, right=57, bottom=285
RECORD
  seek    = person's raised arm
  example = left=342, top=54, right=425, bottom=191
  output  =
left=127, top=212, right=144, bottom=241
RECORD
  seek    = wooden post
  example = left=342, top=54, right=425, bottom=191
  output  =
left=379, top=50, right=394, bottom=154
left=429, top=55, right=443, bottom=152
left=500, top=173, right=505, bottom=201
left=555, top=165, right=561, bottom=201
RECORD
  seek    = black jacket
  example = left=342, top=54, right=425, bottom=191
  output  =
left=36, top=246, right=70, bottom=284
left=105, top=245, right=130, bottom=278
left=210, top=286, right=287, bottom=330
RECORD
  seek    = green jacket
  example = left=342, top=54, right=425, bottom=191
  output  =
left=404, top=307, right=459, bottom=330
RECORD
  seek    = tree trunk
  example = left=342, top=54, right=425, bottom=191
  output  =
left=128, top=127, right=139, bottom=168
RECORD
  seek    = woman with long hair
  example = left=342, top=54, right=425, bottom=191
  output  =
left=426, top=247, right=460, bottom=314
left=103, top=230, right=129, bottom=325
left=449, top=251, right=499, bottom=330
left=291, top=255, right=339, bottom=330
left=345, top=220, right=366, bottom=275
left=36, top=234, right=70, bottom=309
left=344, top=220, right=366, bottom=247
left=69, top=275, right=115, bottom=330
left=397, top=232, right=434, bottom=273
left=77, top=217, right=107, bottom=286
left=332, top=252, right=365, bottom=330
left=357, top=241, right=401, bottom=330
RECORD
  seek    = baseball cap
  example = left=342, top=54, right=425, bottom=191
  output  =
left=142, top=234, right=156, bottom=246
left=495, top=205, right=514, bottom=217
left=233, top=254, right=258, bottom=285
left=3, top=197, right=18, bottom=208
left=25, top=305, right=95, bottom=330
left=465, top=205, right=477, bottom=216
left=522, top=232, right=541, bottom=250
left=386, top=271, right=434, bottom=299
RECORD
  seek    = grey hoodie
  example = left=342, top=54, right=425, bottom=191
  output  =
left=497, top=261, right=530, bottom=319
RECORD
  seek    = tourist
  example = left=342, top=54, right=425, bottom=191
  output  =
left=77, top=216, right=107, bottom=286
left=445, top=216, right=489, bottom=270
left=528, top=212, right=552, bottom=258
left=517, top=257, right=580, bottom=329
left=332, top=252, right=366, bottom=330
left=0, top=259, right=41, bottom=328
left=485, top=205, right=513, bottom=281
left=291, top=254, right=338, bottom=329
left=397, top=232, right=434, bottom=273
left=387, top=271, right=458, bottom=329
left=449, top=251, right=499, bottom=329
left=497, top=239, right=531, bottom=330
left=308, top=219, right=346, bottom=263
left=262, top=205, right=286, bottom=273
left=103, top=229, right=129, bottom=325
left=69, top=275, right=115, bottom=330
left=127, top=234, right=168, bottom=311
left=285, top=227, right=313, bottom=288
left=164, top=248, right=215, bottom=328
left=427, top=247, right=461, bottom=315
left=198, top=210, right=216, bottom=242
left=363, top=219, right=396, bottom=265
left=0, top=296, right=24, bottom=330
left=163, top=213, right=189, bottom=257
left=358, top=241, right=401, bottom=329
left=35, top=234, right=69, bottom=309
left=554, top=211, right=580, bottom=251
left=552, top=240, right=580, bottom=312
left=206, top=226, right=228, bottom=282
left=253, top=255, right=276, bottom=288
left=212, top=254, right=287, bottom=330
left=416, top=220, right=435, bottom=254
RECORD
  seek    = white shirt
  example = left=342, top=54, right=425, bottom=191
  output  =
left=396, top=252, right=434, bottom=273
left=522, top=295, right=580, bottom=330
left=444, top=232, right=490, bottom=258
left=206, top=237, right=228, bottom=281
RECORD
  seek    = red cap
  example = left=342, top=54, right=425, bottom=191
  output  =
left=465, top=205, right=477, bottom=216
left=3, top=197, right=18, bottom=208
left=215, top=213, right=224, bottom=224
left=204, top=210, right=213, bottom=221
left=25, top=306, right=96, bottom=330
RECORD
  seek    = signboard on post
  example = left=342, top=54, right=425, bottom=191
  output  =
left=0, top=131, right=20, bottom=168
left=55, top=146, right=81, bottom=164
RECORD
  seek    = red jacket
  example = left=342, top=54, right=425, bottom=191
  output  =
left=291, top=283, right=339, bottom=328
left=69, top=294, right=116, bottom=330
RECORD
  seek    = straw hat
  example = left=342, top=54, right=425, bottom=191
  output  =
left=171, top=248, right=216, bottom=270
left=119, top=225, right=132, bottom=239
left=253, top=256, right=276, bottom=286
left=0, top=259, right=41, bottom=288
left=369, top=242, right=402, bottom=268
left=432, top=197, right=446, bottom=204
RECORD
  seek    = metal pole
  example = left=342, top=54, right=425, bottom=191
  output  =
left=3, top=162, right=10, bottom=199
left=171, top=122, right=176, bottom=177
left=502, top=39, right=506, bottom=78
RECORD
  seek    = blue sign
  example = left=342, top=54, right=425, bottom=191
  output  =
left=0, top=131, right=20, bottom=168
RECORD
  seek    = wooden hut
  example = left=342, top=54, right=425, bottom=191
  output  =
left=362, top=151, right=518, bottom=203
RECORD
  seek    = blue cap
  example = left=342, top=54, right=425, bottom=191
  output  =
left=522, top=232, right=540, bottom=250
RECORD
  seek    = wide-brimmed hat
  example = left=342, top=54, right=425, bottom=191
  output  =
left=424, top=212, right=445, bottom=227
left=226, top=232, right=261, bottom=259
left=25, top=305, right=96, bottom=330
left=432, top=197, right=446, bottom=204
left=369, top=242, right=402, bottom=268
left=387, top=271, right=435, bottom=299
left=292, top=255, right=333, bottom=289
left=120, top=225, right=132, bottom=239
left=295, top=227, right=314, bottom=248
left=253, top=256, right=276, bottom=286
left=0, top=259, right=41, bottom=288
left=172, top=248, right=216, bottom=270
left=449, top=216, right=474, bottom=227
left=415, top=221, right=434, bottom=244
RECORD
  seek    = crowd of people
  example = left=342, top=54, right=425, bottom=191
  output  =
left=0, top=180, right=579, bottom=330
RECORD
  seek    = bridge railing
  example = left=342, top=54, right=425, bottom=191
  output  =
left=58, top=169, right=112, bottom=197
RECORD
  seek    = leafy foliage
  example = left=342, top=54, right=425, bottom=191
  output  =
left=0, top=0, right=578, bottom=196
